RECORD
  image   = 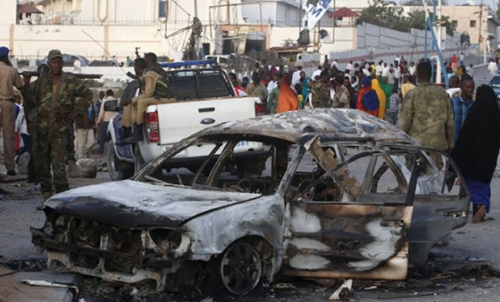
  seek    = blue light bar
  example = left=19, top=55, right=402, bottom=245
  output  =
left=159, top=59, right=217, bottom=68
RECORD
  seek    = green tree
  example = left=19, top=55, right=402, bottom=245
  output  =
left=358, top=0, right=453, bottom=36
left=358, top=0, right=406, bottom=30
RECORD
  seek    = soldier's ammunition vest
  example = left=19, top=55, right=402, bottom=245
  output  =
left=145, top=65, right=173, bottom=99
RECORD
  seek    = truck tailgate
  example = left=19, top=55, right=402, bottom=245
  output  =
left=148, top=97, right=257, bottom=145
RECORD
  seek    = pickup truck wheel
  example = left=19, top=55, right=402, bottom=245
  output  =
left=218, top=241, right=263, bottom=295
left=134, top=145, right=146, bottom=173
left=107, top=141, right=133, bottom=181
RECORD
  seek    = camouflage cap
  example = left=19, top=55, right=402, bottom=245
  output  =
left=47, top=49, right=63, bottom=60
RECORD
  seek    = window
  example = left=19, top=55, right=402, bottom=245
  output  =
left=470, top=20, right=476, bottom=28
left=144, top=136, right=277, bottom=195
left=452, top=20, right=458, bottom=29
left=159, top=0, right=167, bottom=18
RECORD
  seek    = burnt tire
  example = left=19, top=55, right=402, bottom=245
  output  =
left=217, top=241, right=263, bottom=295
left=107, top=141, right=133, bottom=181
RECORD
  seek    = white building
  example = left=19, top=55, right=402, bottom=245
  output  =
left=1, top=0, right=464, bottom=65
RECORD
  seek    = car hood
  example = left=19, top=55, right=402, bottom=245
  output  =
left=44, top=180, right=261, bottom=229
left=492, top=87, right=500, bottom=96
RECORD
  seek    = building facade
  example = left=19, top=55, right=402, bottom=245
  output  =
left=1, top=1, right=481, bottom=64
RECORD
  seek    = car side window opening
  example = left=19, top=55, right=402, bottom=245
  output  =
left=414, top=150, right=462, bottom=197
left=292, top=141, right=411, bottom=204
left=144, top=136, right=294, bottom=196
left=202, top=139, right=290, bottom=195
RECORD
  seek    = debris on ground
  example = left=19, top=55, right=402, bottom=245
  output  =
left=21, top=279, right=79, bottom=293
left=273, top=283, right=296, bottom=290
left=329, top=279, right=353, bottom=301
left=466, top=257, right=488, bottom=262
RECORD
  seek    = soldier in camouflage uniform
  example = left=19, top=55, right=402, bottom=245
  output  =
left=398, top=61, right=454, bottom=169
left=21, top=49, right=93, bottom=209
left=311, top=70, right=331, bottom=108
left=124, top=53, right=175, bottom=143
left=246, top=72, right=268, bottom=109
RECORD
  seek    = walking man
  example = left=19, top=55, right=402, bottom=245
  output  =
left=97, top=89, right=117, bottom=154
left=74, top=97, right=96, bottom=159
left=398, top=61, right=454, bottom=169
left=0, top=46, right=25, bottom=176
left=451, top=77, right=475, bottom=143
left=21, top=49, right=93, bottom=209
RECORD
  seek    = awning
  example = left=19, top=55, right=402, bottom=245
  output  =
left=17, top=4, right=44, bottom=14
left=329, top=7, right=359, bottom=18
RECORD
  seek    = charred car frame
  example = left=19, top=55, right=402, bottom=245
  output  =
left=32, top=109, right=470, bottom=295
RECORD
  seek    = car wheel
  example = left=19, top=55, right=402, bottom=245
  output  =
left=134, top=145, right=146, bottom=173
left=107, top=141, right=133, bottom=181
left=218, top=241, right=263, bottom=295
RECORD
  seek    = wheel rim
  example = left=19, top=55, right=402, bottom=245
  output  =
left=220, top=242, right=262, bottom=295
left=107, top=142, right=120, bottom=180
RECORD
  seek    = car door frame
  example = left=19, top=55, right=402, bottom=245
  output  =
left=281, top=141, right=423, bottom=280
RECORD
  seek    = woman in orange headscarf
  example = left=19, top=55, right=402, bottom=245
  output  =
left=371, top=78, right=386, bottom=119
left=277, top=74, right=299, bottom=113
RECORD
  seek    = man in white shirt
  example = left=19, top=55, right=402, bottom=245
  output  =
left=345, top=61, right=353, bottom=75
left=381, top=63, right=389, bottom=77
left=97, top=89, right=118, bottom=154
left=267, top=74, right=279, bottom=95
left=291, top=66, right=303, bottom=87
left=394, top=55, right=401, bottom=65
left=311, top=65, right=322, bottom=80
left=393, top=63, right=401, bottom=91
left=408, top=62, right=417, bottom=82
left=487, top=59, right=498, bottom=77
left=330, top=59, right=338, bottom=69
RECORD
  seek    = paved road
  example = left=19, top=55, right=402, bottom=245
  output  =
left=0, top=55, right=499, bottom=301
left=1, top=164, right=500, bottom=301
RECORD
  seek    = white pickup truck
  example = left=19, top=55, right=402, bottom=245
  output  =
left=106, top=60, right=265, bottom=180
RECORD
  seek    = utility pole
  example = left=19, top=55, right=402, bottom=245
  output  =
left=332, top=0, right=336, bottom=43
left=300, top=0, right=303, bottom=35
left=436, top=0, right=442, bottom=84
left=478, top=0, right=486, bottom=64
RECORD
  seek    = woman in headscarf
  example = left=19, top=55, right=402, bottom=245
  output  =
left=371, top=78, right=387, bottom=120
left=276, top=74, right=299, bottom=113
left=357, top=76, right=379, bottom=117
left=451, top=85, right=500, bottom=223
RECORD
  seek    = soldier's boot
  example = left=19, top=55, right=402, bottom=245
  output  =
left=115, top=127, right=132, bottom=146
left=124, top=123, right=144, bottom=144
left=67, top=160, right=80, bottom=178
left=37, top=191, right=53, bottom=211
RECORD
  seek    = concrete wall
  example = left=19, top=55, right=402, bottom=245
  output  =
left=0, top=24, right=189, bottom=60
left=330, top=23, right=462, bottom=68
left=1, top=1, right=17, bottom=26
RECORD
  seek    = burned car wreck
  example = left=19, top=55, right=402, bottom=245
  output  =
left=31, top=109, right=470, bottom=295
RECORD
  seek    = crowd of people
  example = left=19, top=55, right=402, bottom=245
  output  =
left=231, top=55, right=499, bottom=223
left=0, top=47, right=178, bottom=210
left=232, top=56, right=431, bottom=125
left=1, top=45, right=500, bottom=219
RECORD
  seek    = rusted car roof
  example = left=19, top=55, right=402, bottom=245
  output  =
left=198, top=109, right=415, bottom=144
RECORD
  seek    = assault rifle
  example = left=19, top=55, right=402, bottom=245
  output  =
left=20, top=71, right=103, bottom=79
